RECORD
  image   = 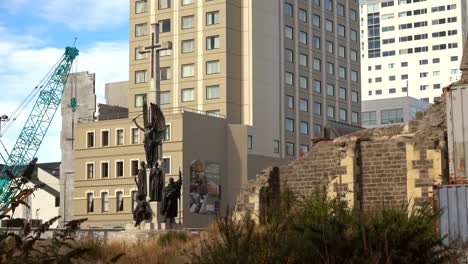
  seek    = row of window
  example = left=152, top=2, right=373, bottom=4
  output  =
left=368, top=83, right=442, bottom=96
left=285, top=41, right=359, bottom=63
left=85, top=158, right=171, bottom=180
left=285, top=66, right=359, bottom=86
left=134, top=10, right=220, bottom=38
left=368, top=69, right=454, bottom=83
left=135, top=36, right=220, bottom=61
left=134, top=60, right=220, bottom=84
left=362, top=109, right=404, bottom=126
left=86, top=126, right=171, bottom=148
left=284, top=1, right=358, bottom=22
left=285, top=108, right=359, bottom=132
left=286, top=89, right=358, bottom=110
left=368, top=56, right=458, bottom=71
left=285, top=19, right=358, bottom=42
left=86, top=190, right=145, bottom=213
left=375, top=43, right=458, bottom=58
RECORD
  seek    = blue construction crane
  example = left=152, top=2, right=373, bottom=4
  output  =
left=0, top=46, right=79, bottom=210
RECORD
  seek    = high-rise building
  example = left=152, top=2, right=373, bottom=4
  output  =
left=70, top=0, right=361, bottom=228
left=360, top=0, right=468, bottom=103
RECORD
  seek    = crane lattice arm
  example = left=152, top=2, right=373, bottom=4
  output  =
left=0, top=47, right=79, bottom=209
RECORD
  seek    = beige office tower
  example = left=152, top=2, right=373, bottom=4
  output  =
left=72, top=0, right=361, bottom=228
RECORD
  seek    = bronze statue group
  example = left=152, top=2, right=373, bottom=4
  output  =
left=132, top=103, right=182, bottom=228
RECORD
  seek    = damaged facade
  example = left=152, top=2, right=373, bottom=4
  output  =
left=236, top=101, right=448, bottom=218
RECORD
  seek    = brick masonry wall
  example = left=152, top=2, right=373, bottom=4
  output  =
left=280, top=141, right=349, bottom=198
left=360, top=140, right=408, bottom=211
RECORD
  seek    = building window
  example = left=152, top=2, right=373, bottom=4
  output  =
left=339, top=87, right=347, bottom=100
left=312, top=14, right=320, bottom=27
left=206, top=110, right=220, bottom=117
left=299, top=99, right=308, bottom=112
left=314, top=80, right=321, bottom=93
left=248, top=135, right=253, bottom=150
left=286, top=118, right=294, bottom=132
left=327, top=84, right=334, bottom=96
left=206, top=11, right=220, bottom=25
left=314, top=124, right=322, bottom=136
left=286, top=142, right=295, bottom=156
left=135, top=70, right=147, bottom=84
left=327, top=62, right=334, bottom=75
left=181, top=64, right=195, bottom=78
left=338, top=66, right=346, bottom=79
left=325, top=19, right=333, bottom=32
left=206, top=85, right=220, bottom=100
left=339, top=109, right=347, bottom=121
left=338, top=24, right=345, bottom=37
left=433, top=84, right=441, bottom=89
left=135, top=94, right=146, bottom=107
left=181, top=88, right=195, bottom=102
left=299, top=31, right=308, bottom=44
left=116, top=161, right=124, bottom=177
left=299, top=76, right=308, bottom=89
left=362, top=111, right=377, bottom=126
left=135, top=0, right=147, bottom=14
left=102, top=192, right=109, bottom=212
left=299, top=53, right=308, bottom=67
left=337, top=4, right=345, bottom=16
left=101, top=162, right=109, bottom=178
left=300, top=121, right=309, bottom=135
left=86, top=163, right=94, bottom=179
left=116, top=191, right=124, bottom=212
left=327, top=41, right=334, bottom=54
left=135, top=47, right=148, bottom=60
left=131, top=160, right=139, bottom=177
left=313, top=58, right=321, bottom=72
left=101, top=130, right=109, bottom=147
left=352, top=91, right=359, bottom=103
left=164, top=125, right=171, bottom=141
left=285, top=49, right=294, bottom=63
left=299, top=8, right=307, bottom=22
left=163, top=158, right=171, bottom=174
left=159, top=0, right=170, bottom=9
left=284, top=2, right=293, bottom=17
left=182, top=0, right=194, bottom=5
left=158, top=19, right=171, bottom=33
left=135, top=23, right=148, bottom=37
left=285, top=26, right=294, bottom=39
left=338, top=46, right=345, bottom=58
left=131, top=128, right=139, bottom=144
left=181, top=39, right=195, bottom=53
left=350, top=9, right=357, bottom=21
left=313, top=36, right=321, bottom=49
left=206, top=35, right=220, bottom=50
left=300, top=145, right=309, bottom=155
left=314, top=102, right=322, bottom=115
left=381, top=109, right=404, bottom=124
left=116, top=129, right=124, bottom=145
left=160, top=67, right=171, bottom=80
left=350, top=30, right=357, bottom=41
left=352, top=112, right=359, bottom=124
left=287, top=95, right=294, bottom=109
left=274, top=140, right=280, bottom=154
left=87, top=193, right=94, bottom=213
left=87, top=132, right=95, bottom=148
left=285, top=72, right=294, bottom=85
left=327, top=106, right=335, bottom=119
left=206, top=60, right=220, bottom=74
left=351, top=71, right=358, bottom=83
left=160, top=91, right=171, bottom=105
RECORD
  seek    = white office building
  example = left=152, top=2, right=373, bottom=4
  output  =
left=360, top=0, right=468, bottom=103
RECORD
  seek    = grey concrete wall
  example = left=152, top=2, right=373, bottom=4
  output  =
left=60, top=72, right=96, bottom=227
left=182, top=112, right=228, bottom=228
left=105, top=81, right=128, bottom=108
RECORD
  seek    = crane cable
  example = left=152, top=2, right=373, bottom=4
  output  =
left=0, top=55, right=65, bottom=138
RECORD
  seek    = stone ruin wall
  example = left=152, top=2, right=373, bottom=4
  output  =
left=235, top=102, right=448, bottom=219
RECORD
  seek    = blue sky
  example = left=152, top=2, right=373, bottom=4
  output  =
left=0, top=0, right=130, bottom=163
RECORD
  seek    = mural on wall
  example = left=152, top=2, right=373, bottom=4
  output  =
left=189, top=160, right=221, bottom=214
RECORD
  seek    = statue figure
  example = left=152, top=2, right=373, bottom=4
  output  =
left=132, top=102, right=167, bottom=169
left=149, top=162, right=164, bottom=202
left=161, top=171, right=182, bottom=227
left=133, top=194, right=152, bottom=227
left=134, top=161, right=147, bottom=197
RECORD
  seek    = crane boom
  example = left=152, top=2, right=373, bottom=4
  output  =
left=0, top=46, right=79, bottom=209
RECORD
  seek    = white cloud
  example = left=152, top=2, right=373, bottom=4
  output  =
left=0, top=0, right=128, bottom=30
left=0, top=28, right=128, bottom=163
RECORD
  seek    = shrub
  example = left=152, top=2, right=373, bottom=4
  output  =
left=158, top=231, right=188, bottom=248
